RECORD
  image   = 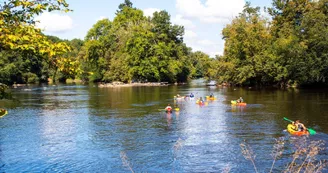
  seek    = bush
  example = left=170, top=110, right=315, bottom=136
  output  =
left=23, top=72, right=39, bottom=84
left=0, top=83, right=12, bottom=99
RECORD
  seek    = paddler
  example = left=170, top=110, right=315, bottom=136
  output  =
left=295, top=120, right=307, bottom=131
left=165, top=104, right=172, bottom=112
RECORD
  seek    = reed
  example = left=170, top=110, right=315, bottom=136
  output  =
left=120, top=151, right=134, bottom=173
left=240, top=140, right=259, bottom=173
left=270, top=137, right=285, bottom=173
left=222, top=165, right=231, bottom=173
left=240, top=138, right=327, bottom=173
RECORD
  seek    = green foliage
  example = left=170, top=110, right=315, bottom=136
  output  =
left=0, top=83, right=11, bottom=99
left=77, top=1, right=206, bottom=83
left=23, top=72, right=38, bottom=83
left=0, top=0, right=73, bottom=84
left=0, top=0, right=214, bottom=85
left=218, top=0, right=328, bottom=87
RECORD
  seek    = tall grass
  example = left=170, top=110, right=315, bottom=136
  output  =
left=120, top=151, right=134, bottom=173
left=240, top=138, right=327, bottom=173
left=240, top=140, right=259, bottom=173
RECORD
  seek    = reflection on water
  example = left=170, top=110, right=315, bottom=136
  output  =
left=0, top=83, right=327, bottom=172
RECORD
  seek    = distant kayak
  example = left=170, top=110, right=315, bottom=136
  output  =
left=196, top=100, right=204, bottom=105
left=174, top=96, right=184, bottom=101
left=206, top=96, right=216, bottom=100
left=158, top=108, right=179, bottom=112
left=287, top=124, right=309, bottom=136
left=231, top=100, right=247, bottom=106
left=0, top=109, right=8, bottom=118
left=166, top=110, right=172, bottom=113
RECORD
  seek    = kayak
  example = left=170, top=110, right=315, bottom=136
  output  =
left=0, top=109, right=8, bottom=118
left=287, top=124, right=309, bottom=136
left=174, top=96, right=184, bottom=100
left=159, top=108, right=180, bottom=112
left=206, top=96, right=216, bottom=100
left=166, top=110, right=173, bottom=113
left=231, top=100, right=247, bottom=106
left=196, top=100, right=204, bottom=105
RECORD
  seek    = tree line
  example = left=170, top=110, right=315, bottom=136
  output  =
left=1, top=0, right=327, bottom=87
left=216, top=0, right=328, bottom=87
left=0, top=0, right=214, bottom=85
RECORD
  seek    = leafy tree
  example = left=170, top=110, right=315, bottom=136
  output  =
left=0, top=0, right=72, bottom=84
left=220, top=2, right=271, bottom=86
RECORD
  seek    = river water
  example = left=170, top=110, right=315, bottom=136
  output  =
left=0, top=81, right=327, bottom=172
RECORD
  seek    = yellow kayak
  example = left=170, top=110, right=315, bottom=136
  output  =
left=206, top=96, right=216, bottom=100
left=287, top=124, right=309, bottom=136
left=0, top=109, right=8, bottom=118
left=231, top=100, right=247, bottom=106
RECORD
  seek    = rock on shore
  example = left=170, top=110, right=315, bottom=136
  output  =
left=98, top=82, right=169, bottom=87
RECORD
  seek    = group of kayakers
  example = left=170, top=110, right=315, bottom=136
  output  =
left=174, top=93, right=195, bottom=100
left=168, top=93, right=216, bottom=111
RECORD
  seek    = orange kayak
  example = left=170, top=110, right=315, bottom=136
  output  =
left=287, top=124, right=309, bottom=136
left=231, top=100, right=247, bottom=106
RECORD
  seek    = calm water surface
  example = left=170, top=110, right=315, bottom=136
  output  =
left=0, top=81, right=328, bottom=172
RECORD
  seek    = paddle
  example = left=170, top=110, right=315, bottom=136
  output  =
left=283, top=117, right=316, bottom=135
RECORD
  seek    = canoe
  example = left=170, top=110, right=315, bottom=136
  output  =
left=287, top=124, right=309, bottom=136
left=231, top=100, right=247, bottom=106
left=0, top=109, right=8, bottom=118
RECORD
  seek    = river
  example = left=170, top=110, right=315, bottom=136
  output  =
left=0, top=81, right=327, bottom=172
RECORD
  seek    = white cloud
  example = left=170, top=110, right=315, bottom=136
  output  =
left=209, top=51, right=222, bottom=57
left=199, top=39, right=215, bottom=46
left=35, top=12, right=73, bottom=33
left=176, top=0, right=244, bottom=24
left=184, top=30, right=197, bottom=39
left=143, top=8, right=161, bottom=17
left=172, top=14, right=195, bottom=29
left=97, top=16, right=108, bottom=21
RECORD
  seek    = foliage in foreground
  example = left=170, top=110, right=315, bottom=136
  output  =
left=0, top=0, right=72, bottom=84
left=240, top=138, right=328, bottom=173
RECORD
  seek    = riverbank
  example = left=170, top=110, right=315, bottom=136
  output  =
left=98, top=82, right=169, bottom=88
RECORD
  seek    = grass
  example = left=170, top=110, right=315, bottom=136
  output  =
left=120, top=137, right=327, bottom=172
left=240, top=138, right=327, bottom=173
left=120, top=151, right=134, bottom=173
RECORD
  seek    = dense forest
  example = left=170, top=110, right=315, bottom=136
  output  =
left=0, top=0, right=214, bottom=85
left=0, top=0, right=328, bottom=87
left=217, top=0, right=328, bottom=87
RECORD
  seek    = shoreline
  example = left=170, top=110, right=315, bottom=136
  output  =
left=98, top=82, right=169, bottom=88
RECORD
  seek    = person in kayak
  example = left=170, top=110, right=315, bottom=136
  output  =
left=165, top=104, right=172, bottom=112
left=190, top=93, right=194, bottom=98
left=237, top=97, right=244, bottom=103
left=295, top=120, right=307, bottom=131
left=290, top=121, right=298, bottom=131
left=209, top=93, right=214, bottom=98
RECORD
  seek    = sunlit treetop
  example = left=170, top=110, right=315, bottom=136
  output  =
left=0, top=0, right=71, bottom=56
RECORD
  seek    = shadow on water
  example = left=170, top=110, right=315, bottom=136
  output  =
left=0, top=83, right=327, bottom=172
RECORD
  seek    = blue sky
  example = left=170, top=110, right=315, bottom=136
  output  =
left=36, top=0, right=272, bottom=57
